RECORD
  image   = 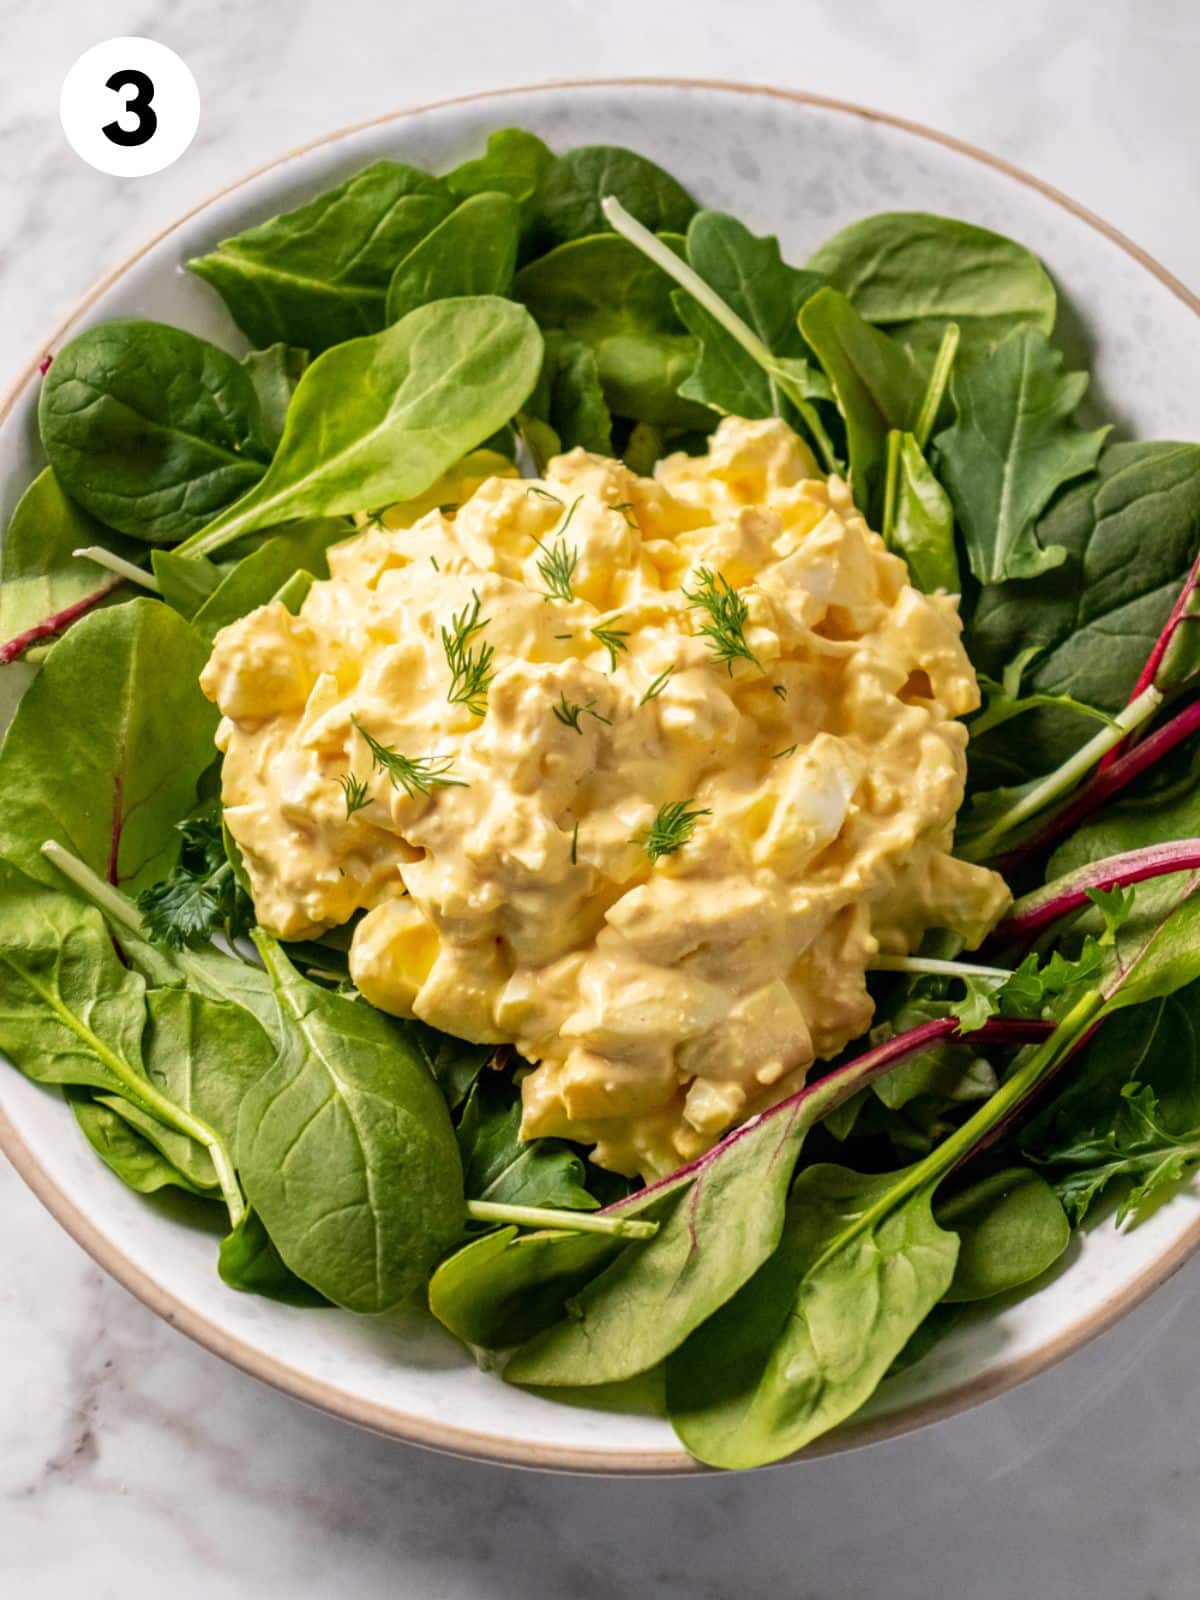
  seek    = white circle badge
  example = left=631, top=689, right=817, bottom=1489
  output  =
left=60, top=37, right=199, bottom=177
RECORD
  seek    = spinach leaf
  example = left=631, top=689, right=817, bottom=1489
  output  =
left=520, top=330, right=613, bottom=466
left=455, top=1071, right=598, bottom=1211
left=236, top=935, right=464, bottom=1312
left=71, top=1088, right=213, bottom=1198
left=886, top=432, right=960, bottom=592
left=151, top=550, right=225, bottom=618
left=935, top=327, right=1107, bottom=584
left=666, top=1165, right=957, bottom=1469
left=530, top=145, right=696, bottom=251
left=385, top=193, right=521, bottom=323
left=190, top=519, right=349, bottom=639
left=429, top=1225, right=619, bottom=1349
left=937, top=1166, right=1069, bottom=1301
left=0, top=469, right=134, bottom=646
left=178, top=297, right=543, bottom=558
left=515, top=235, right=707, bottom=427
left=808, top=211, right=1056, bottom=367
left=406, top=1021, right=496, bottom=1113
left=1023, top=986, right=1200, bottom=1225
left=671, top=210, right=828, bottom=424
left=965, top=442, right=1200, bottom=783
left=0, top=600, right=218, bottom=893
left=241, top=345, right=309, bottom=449
left=444, top=128, right=554, bottom=216
left=798, top=288, right=920, bottom=520
left=187, top=160, right=453, bottom=352
left=218, top=1208, right=329, bottom=1306
left=39, top=321, right=272, bottom=544
left=94, top=1089, right=217, bottom=1192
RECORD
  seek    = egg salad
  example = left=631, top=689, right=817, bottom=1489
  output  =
left=200, top=418, right=1010, bottom=1177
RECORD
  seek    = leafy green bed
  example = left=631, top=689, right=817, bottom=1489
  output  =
left=4, top=127, right=1200, bottom=1470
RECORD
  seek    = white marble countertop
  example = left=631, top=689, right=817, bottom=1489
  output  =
left=6, top=1, right=1200, bottom=1594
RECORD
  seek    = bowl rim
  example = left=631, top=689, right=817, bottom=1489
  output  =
left=4, top=76, right=1200, bottom=1476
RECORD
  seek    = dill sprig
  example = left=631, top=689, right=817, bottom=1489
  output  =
left=570, top=820, right=580, bottom=864
left=339, top=773, right=372, bottom=817
left=534, top=495, right=583, bottom=602
left=552, top=693, right=612, bottom=734
left=640, top=666, right=675, bottom=704
left=632, top=799, right=710, bottom=862
left=441, top=589, right=495, bottom=718
left=590, top=614, right=631, bottom=671
left=526, top=485, right=564, bottom=507
left=610, top=500, right=639, bottom=528
left=351, top=717, right=465, bottom=799
left=683, top=567, right=762, bottom=675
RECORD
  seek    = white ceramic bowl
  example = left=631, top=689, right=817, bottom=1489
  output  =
left=4, top=80, right=1200, bottom=1474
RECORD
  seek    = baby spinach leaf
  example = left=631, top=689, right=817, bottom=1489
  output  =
left=530, top=145, right=696, bottom=251
left=666, top=1165, right=957, bottom=1469
left=39, top=322, right=272, bottom=544
left=71, top=1089, right=211, bottom=1197
left=515, top=234, right=707, bottom=427
left=808, top=211, right=1056, bottom=368
left=96, top=1090, right=218, bottom=1191
left=141, top=985, right=272, bottom=1150
left=937, top=1166, right=1069, bottom=1301
left=672, top=210, right=827, bottom=423
left=187, top=160, right=453, bottom=352
left=236, top=935, right=464, bottom=1312
left=241, top=344, right=310, bottom=449
left=218, top=1208, right=329, bottom=1306
left=521, top=330, right=614, bottom=463
left=456, top=1072, right=598, bottom=1211
left=430, top=1226, right=619, bottom=1350
left=935, top=327, right=1107, bottom=584
left=965, top=442, right=1200, bottom=783
left=407, top=1023, right=496, bottom=1113
left=0, top=469, right=134, bottom=646
left=886, top=431, right=960, bottom=592
left=190, top=519, right=349, bottom=639
left=179, top=296, right=543, bottom=557
left=151, top=550, right=225, bottom=619
left=799, top=288, right=920, bottom=521
left=385, top=192, right=521, bottom=323
left=444, top=128, right=554, bottom=216
left=0, top=600, right=218, bottom=893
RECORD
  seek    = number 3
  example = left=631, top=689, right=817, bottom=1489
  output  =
left=102, top=68, right=158, bottom=148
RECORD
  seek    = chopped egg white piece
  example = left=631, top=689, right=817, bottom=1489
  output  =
left=201, top=418, right=1010, bottom=1178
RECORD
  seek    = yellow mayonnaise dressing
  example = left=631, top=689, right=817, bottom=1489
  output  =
left=201, top=418, right=1010, bottom=1178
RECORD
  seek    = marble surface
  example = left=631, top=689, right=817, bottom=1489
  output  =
left=5, top=1, right=1200, bottom=1593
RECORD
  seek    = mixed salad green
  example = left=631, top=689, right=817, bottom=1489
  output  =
left=4, top=127, right=1200, bottom=1469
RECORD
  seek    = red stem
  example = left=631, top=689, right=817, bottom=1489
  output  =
left=995, top=696, right=1200, bottom=872
left=603, top=1016, right=1053, bottom=1212
left=990, top=838, right=1200, bottom=944
left=0, top=579, right=121, bottom=665
left=1097, top=547, right=1200, bottom=773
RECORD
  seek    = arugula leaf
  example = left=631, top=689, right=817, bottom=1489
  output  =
left=237, top=935, right=464, bottom=1312
left=386, top=192, right=521, bottom=323
left=935, top=327, right=1107, bottom=584
left=177, top=297, right=543, bottom=558
left=965, top=441, right=1200, bottom=784
left=671, top=211, right=828, bottom=423
left=187, top=160, right=453, bottom=351
left=0, top=468, right=135, bottom=648
left=808, top=211, right=1056, bottom=368
left=444, top=128, right=554, bottom=217
left=0, top=600, right=218, bottom=893
left=515, top=234, right=708, bottom=428
left=936, top=1166, right=1069, bottom=1301
left=39, top=321, right=272, bottom=544
left=455, top=1072, right=598, bottom=1211
left=969, top=646, right=1117, bottom=742
left=530, top=144, right=696, bottom=251
left=798, top=288, right=920, bottom=521
left=241, top=344, right=309, bottom=449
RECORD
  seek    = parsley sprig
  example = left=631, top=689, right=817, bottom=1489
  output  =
left=135, top=811, right=253, bottom=951
left=351, top=717, right=465, bottom=799
left=683, top=567, right=762, bottom=674
left=441, top=589, right=495, bottom=718
left=632, top=799, right=710, bottom=861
